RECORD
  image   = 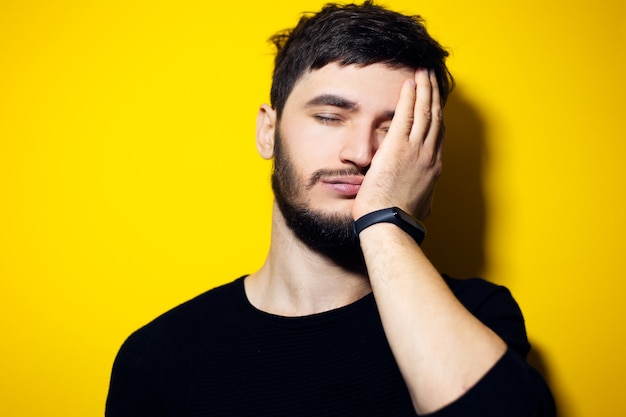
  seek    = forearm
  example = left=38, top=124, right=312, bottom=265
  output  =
left=360, top=222, right=507, bottom=415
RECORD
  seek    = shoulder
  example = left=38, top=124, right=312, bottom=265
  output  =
left=443, top=275, right=514, bottom=311
left=146, top=276, right=244, bottom=328
left=107, top=277, right=247, bottom=414
left=118, top=276, right=246, bottom=360
left=442, top=275, right=530, bottom=357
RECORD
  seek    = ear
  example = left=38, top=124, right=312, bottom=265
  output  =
left=256, top=104, right=276, bottom=160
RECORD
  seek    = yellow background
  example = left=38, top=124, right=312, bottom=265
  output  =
left=1, top=1, right=624, bottom=415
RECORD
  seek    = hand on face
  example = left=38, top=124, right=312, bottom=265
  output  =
left=352, top=68, right=444, bottom=221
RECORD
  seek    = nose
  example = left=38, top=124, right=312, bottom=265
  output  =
left=338, top=125, right=380, bottom=170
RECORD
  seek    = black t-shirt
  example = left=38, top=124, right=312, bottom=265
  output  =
left=106, top=276, right=555, bottom=416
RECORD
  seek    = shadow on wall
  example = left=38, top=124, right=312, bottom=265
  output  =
left=422, top=87, right=486, bottom=279
left=423, top=88, right=565, bottom=416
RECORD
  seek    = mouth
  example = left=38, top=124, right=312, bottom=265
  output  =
left=320, top=175, right=363, bottom=197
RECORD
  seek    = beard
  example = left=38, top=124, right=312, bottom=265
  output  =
left=271, top=129, right=366, bottom=274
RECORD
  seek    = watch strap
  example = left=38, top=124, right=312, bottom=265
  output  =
left=353, top=207, right=426, bottom=245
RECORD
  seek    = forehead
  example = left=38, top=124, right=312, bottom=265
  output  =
left=284, top=63, right=414, bottom=112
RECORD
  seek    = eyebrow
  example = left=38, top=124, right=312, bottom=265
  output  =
left=304, top=93, right=396, bottom=120
left=305, top=94, right=358, bottom=111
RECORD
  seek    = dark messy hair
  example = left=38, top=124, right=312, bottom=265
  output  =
left=269, top=1, right=454, bottom=118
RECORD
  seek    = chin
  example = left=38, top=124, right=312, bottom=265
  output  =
left=308, top=197, right=355, bottom=218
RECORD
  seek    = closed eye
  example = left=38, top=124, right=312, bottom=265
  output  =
left=314, top=114, right=343, bottom=124
left=377, top=122, right=391, bottom=134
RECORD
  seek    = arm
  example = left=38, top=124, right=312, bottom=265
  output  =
left=360, top=223, right=507, bottom=414
left=434, top=278, right=555, bottom=416
left=353, top=69, right=551, bottom=415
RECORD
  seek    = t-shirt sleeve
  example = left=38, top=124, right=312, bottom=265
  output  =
left=105, top=330, right=164, bottom=417
left=105, top=283, right=236, bottom=417
left=425, top=349, right=555, bottom=416
left=425, top=278, right=556, bottom=416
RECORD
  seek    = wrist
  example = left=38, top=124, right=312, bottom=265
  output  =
left=353, top=207, right=426, bottom=246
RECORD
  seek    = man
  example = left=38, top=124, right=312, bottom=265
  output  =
left=106, top=2, right=555, bottom=416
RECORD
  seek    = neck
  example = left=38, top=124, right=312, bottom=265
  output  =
left=245, top=203, right=371, bottom=317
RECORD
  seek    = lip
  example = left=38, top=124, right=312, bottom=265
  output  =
left=321, top=176, right=363, bottom=197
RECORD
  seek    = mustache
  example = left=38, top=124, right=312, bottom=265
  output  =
left=306, top=168, right=363, bottom=190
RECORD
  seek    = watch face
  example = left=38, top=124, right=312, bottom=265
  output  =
left=394, top=208, right=425, bottom=233
left=354, top=207, right=425, bottom=245
left=394, top=208, right=415, bottom=226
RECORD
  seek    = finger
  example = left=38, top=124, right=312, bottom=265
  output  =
left=436, top=122, right=445, bottom=157
left=409, top=67, right=433, bottom=143
left=423, top=69, right=443, bottom=148
left=386, top=77, right=417, bottom=142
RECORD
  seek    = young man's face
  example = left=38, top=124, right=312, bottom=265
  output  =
left=264, top=63, right=415, bottom=264
left=275, top=62, right=414, bottom=216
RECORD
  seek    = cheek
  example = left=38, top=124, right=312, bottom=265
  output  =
left=294, top=125, right=345, bottom=157
left=279, top=112, right=346, bottom=172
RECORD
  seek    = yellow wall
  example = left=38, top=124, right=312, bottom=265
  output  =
left=1, top=1, right=624, bottom=415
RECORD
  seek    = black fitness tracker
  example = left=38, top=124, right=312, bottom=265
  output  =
left=353, top=207, right=426, bottom=245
